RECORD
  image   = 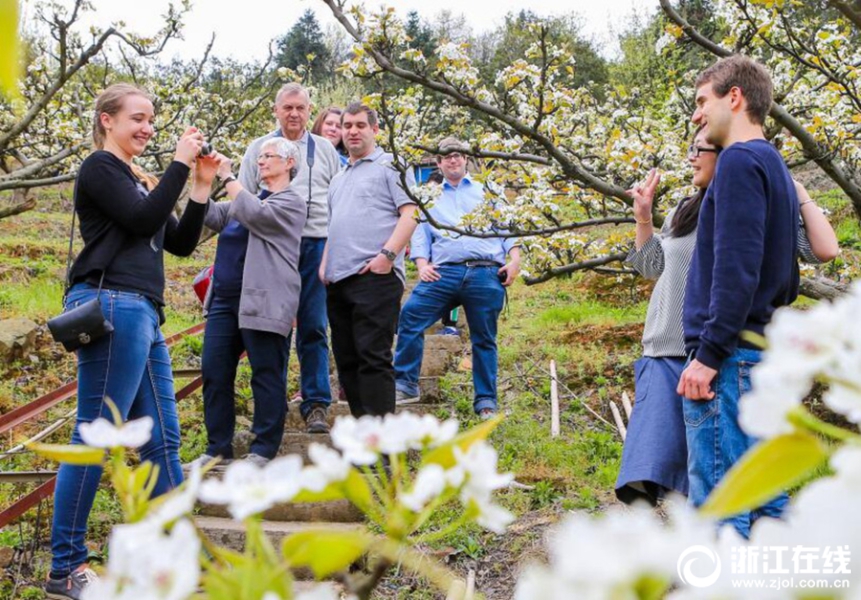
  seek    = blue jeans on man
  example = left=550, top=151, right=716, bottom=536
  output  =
left=288, top=237, right=332, bottom=418
left=394, top=263, right=505, bottom=413
left=683, top=347, right=788, bottom=539
left=202, top=295, right=290, bottom=459
left=51, top=284, right=183, bottom=579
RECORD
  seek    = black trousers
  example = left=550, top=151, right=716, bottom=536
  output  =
left=327, top=272, right=403, bottom=417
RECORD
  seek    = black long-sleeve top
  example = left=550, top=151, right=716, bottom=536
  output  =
left=69, top=150, right=207, bottom=308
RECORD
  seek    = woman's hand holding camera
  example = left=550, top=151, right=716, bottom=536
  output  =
left=216, top=155, right=234, bottom=182
left=175, top=126, right=205, bottom=167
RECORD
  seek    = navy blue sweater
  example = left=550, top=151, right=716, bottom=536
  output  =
left=683, top=139, right=800, bottom=369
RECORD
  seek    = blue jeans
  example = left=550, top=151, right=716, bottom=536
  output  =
left=51, top=284, right=183, bottom=578
left=683, top=348, right=788, bottom=539
left=394, top=264, right=505, bottom=413
left=288, top=237, right=332, bottom=418
left=202, top=295, right=289, bottom=459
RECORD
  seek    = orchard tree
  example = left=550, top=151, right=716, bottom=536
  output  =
left=0, top=0, right=286, bottom=220
left=323, top=0, right=855, bottom=294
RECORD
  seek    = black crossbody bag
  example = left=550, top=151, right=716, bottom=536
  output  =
left=47, top=179, right=115, bottom=352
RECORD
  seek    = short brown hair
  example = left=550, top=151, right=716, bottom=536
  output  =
left=695, top=55, right=773, bottom=125
left=343, top=102, right=378, bottom=127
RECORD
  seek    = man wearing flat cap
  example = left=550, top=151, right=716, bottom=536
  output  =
left=393, top=137, right=521, bottom=419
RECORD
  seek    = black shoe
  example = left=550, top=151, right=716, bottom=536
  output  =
left=305, top=405, right=330, bottom=434
left=46, top=565, right=97, bottom=600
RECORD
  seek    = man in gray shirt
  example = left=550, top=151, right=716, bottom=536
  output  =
left=238, top=83, right=341, bottom=433
left=320, top=103, right=417, bottom=417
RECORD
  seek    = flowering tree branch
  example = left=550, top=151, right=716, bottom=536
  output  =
left=658, top=0, right=861, bottom=220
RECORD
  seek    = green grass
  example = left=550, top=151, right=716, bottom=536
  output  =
left=536, top=298, right=647, bottom=328
left=0, top=275, right=65, bottom=320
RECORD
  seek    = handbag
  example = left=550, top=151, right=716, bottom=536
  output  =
left=193, top=264, right=214, bottom=304
left=46, top=179, right=115, bottom=352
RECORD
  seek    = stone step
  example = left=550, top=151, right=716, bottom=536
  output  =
left=284, top=401, right=442, bottom=431
left=195, top=515, right=365, bottom=561
left=198, top=498, right=363, bottom=523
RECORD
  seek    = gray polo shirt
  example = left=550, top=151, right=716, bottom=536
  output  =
left=326, top=146, right=417, bottom=284
left=238, top=129, right=341, bottom=239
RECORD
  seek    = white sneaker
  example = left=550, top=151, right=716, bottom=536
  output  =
left=243, top=453, right=271, bottom=468
left=395, top=389, right=420, bottom=405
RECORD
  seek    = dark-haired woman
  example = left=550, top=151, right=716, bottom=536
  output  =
left=615, top=127, right=839, bottom=506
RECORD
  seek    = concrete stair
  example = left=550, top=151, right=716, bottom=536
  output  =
left=193, top=311, right=466, bottom=584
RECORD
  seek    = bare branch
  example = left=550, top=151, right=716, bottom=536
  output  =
left=0, top=173, right=77, bottom=192
left=0, top=198, right=37, bottom=220
left=523, top=253, right=629, bottom=285
left=0, top=143, right=87, bottom=183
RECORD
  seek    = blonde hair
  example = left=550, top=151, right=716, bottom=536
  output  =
left=93, top=83, right=159, bottom=191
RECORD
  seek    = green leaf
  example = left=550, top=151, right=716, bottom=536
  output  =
left=282, top=529, right=371, bottom=578
left=0, top=0, right=20, bottom=97
left=422, top=414, right=503, bottom=469
left=27, top=443, right=105, bottom=465
left=342, top=469, right=373, bottom=512
left=701, top=431, right=828, bottom=518
left=292, top=481, right=347, bottom=504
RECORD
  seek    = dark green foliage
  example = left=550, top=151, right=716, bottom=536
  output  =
left=275, top=9, right=332, bottom=83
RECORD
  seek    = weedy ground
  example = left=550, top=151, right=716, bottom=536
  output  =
left=0, top=185, right=856, bottom=599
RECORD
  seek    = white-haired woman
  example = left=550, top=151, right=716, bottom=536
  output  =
left=192, top=138, right=307, bottom=467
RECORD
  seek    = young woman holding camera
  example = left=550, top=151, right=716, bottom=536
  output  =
left=47, top=83, right=216, bottom=600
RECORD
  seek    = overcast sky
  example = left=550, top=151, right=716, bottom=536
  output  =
left=22, top=0, right=659, bottom=63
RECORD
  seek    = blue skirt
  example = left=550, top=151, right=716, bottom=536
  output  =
left=615, top=356, right=689, bottom=505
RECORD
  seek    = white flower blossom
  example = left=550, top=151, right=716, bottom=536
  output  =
left=79, top=416, right=153, bottom=449
left=400, top=464, right=447, bottom=512
left=198, top=455, right=304, bottom=520
left=301, top=443, right=352, bottom=492
left=83, top=519, right=200, bottom=600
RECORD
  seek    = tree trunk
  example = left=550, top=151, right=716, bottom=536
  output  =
left=0, top=196, right=36, bottom=220
left=799, top=276, right=847, bottom=301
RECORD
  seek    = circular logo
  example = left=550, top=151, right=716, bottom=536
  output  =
left=677, top=545, right=722, bottom=588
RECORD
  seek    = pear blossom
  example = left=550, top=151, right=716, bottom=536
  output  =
left=330, top=416, right=385, bottom=465
left=83, top=518, right=200, bottom=600
left=146, top=463, right=201, bottom=527
left=400, top=464, right=447, bottom=512
left=301, top=443, right=352, bottom=492
left=79, top=416, right=154, bottom=449
left=198, top=455, right=304, bottom=520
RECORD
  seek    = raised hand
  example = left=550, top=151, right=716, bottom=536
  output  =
left=627, top=168, right=661, bottom=223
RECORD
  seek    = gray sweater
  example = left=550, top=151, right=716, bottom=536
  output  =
left=238, top=130, right=341, bottom=239
left=627, top=206, right=820, bottom=358
left=204, top=188, right=306, bottom=337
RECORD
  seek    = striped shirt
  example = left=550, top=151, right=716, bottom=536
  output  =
left=627, top=205, right=819, bottom=358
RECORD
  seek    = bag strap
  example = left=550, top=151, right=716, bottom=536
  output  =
left=305, top=134, right=316, bottom=219
left=62, top=171, right=115, bottom=296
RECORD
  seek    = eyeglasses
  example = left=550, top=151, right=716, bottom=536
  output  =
left=440, top=152, right=464, bottom=161
left=258, top=152, right=283, bottom=161
left=687, top=145, right=720, bottom=159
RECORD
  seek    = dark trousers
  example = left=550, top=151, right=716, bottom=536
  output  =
left=287, top=237, right=332, bottom=418
left=202, top=295, right=290, bottom=459
left=327, top=271, right=404, bottom=417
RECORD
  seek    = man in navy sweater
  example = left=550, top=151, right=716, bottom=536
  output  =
left=677, top=55, right=799, bottom=538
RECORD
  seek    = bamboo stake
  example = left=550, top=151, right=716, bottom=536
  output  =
left=550, top=360, right=560, bottom=437
left=610, top=401, right=627, bottom=441
left=621, top=391, right=633, bottom=419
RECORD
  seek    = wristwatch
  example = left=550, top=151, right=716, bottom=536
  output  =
left=220, top=174, right=237, bottom=184
left=380, top=248, right=397, bottom=262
